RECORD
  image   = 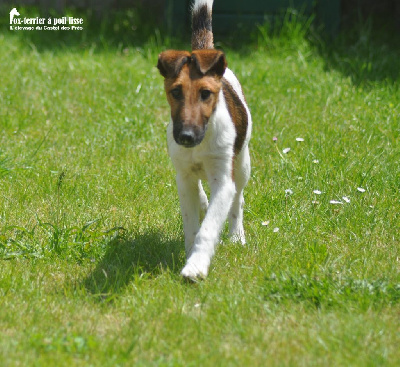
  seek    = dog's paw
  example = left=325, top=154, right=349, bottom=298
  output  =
left=181, top=253, right=210, bottom=280
left=229, top=229, right=246, bottom=245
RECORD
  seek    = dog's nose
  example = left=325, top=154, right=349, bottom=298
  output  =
left=179, top=129, right=196, bottom=147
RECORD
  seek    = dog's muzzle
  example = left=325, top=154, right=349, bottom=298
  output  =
left=174, top=125, right=206, bottom=148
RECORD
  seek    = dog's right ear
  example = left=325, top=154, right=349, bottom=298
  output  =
left=157, top=50, right=191, bottom=78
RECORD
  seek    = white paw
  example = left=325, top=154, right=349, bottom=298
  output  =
left=229, top=228, right=246, bottom=245
left=230, top=233, right=246, bottom=245
left=181, top=253, right=210, bottom=280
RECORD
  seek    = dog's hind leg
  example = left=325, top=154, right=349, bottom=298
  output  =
left=229, top=146, right=251, bottom=245
left=198, top=181, right=208, bottom=218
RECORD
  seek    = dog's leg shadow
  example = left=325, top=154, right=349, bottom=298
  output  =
left=83, top=230, right=185, bottom=298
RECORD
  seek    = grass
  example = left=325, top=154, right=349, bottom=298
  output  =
left=0, top=7, right=399, bottom=366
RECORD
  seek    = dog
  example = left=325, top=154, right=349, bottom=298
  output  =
left=157, top=0, right=252, bottom=279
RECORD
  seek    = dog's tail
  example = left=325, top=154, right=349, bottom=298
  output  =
left=191, top=0, right=214, bottom=50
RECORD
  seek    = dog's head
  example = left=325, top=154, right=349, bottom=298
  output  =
left=157, top=49, right=227, bottom=147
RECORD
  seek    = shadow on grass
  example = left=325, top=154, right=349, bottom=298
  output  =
left=84, top=230, right=185, bottom=299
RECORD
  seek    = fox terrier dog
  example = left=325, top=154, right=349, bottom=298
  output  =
left=157, top=0, right=252, bottom=279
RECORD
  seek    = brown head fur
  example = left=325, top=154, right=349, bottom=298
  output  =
left=157, top=49, right=227, bottom=147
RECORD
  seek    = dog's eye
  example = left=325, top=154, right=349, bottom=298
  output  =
left=200, top=89, right=211, bottom=101
left=170, top=87, right=183, bottom=100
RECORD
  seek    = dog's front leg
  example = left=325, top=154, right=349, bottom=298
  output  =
left=181, top=164, right=235, bottom=279
left=176, top=172, right=202, bottom=257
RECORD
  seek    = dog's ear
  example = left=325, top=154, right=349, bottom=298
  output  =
left=157, top=50, right=191, bottom=78
left=191, top=50, right=227, bottom=77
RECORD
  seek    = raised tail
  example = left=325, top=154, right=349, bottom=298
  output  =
left=191, top=0, right=214, bottom=50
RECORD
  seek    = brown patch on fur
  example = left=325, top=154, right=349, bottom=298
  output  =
left=157, top=50, right=191, bottom=79
left=221, top=78, right=248, bottom=156
left=191, top=50, right=226, bottom=76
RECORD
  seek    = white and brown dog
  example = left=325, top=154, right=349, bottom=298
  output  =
left=157, top=0, right=252, bottom=279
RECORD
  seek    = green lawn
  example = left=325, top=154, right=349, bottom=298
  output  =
left=0, top=10, right=399, bottom=366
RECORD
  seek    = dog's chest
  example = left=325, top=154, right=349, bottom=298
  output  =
left=190, top=162, right=205, bottom=175
left=167, top=122, right=211, bottom=177
left=175, top=150, right=207, bottom=179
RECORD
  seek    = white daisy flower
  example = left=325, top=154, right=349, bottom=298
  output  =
left=357, top=187, right=366, bottom=193
left=282, top=148, right=291, bottom=154
left=330, top=200, right=343, bottom=205
left=296, top=137, right=304, bottom=142
left=313, top=190, right=322, bottom=195
left=342, top=196, right=350, bottom=203
left=273, top=227, right=280, bottom=233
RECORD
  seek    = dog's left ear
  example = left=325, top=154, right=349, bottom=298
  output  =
left=191, top=50, right=227, bottom=77
left=157, top=50, right=191, bottom=78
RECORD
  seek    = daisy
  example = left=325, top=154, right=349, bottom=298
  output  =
left=342, top=196, right=350, bottom=203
